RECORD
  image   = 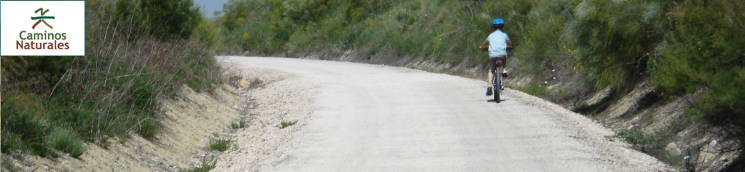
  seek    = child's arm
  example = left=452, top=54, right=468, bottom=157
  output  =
left=507, top=40, right=513, bottom=49
left=479, top=41, right=489, bottom=50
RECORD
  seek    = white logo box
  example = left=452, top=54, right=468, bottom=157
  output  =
left=1, top=0, right=85, bottom=56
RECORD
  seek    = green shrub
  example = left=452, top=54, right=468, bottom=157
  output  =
left=191, top=18, right=225, bottom=51
left=27, top=142, right=55, bottom=158
left=209, top=138, right=233, bottom=152
left=114, top=0, right=201, bottom=40
left=564, top=0, right=666, bottom=89
left=606, top=129, right=656, bottom=147
left=649, top=0, right=745, bottom=147
left=0, top=93, right=53, bottom=156
left=280, top=120, right=297, bottom=129
left=48, top=128, right=86, bottom=157
left=131, top=79, right=155, bottom=107
left=183, top=159, right=216, bottom=172
left=136, top=119, right=160, bottom=138
left=140, top=0, right=201, bottom=39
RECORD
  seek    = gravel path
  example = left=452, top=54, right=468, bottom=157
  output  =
left=215, top=56, right=674, bottom=171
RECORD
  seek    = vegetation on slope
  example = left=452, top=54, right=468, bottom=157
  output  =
left=1, top=0, right=223, bottom=158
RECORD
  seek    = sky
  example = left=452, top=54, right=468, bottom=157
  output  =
left=0, top=1, right=226, bottom=31
left=193, top=0, right=231, bottom=18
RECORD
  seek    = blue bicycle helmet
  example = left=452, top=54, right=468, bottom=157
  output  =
left=492, top=18, right=505, bottom=30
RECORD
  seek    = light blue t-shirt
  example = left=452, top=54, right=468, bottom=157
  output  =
left=485, top=30, right=510, bottom=57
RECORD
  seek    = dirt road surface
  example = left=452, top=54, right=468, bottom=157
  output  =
left=218, top=56, right=673, bottom=172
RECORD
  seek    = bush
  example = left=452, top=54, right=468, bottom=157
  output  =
left=114, top=0, right=201, bottom=40
left=650, top=0, right=745, bottom=147
left=48, top=128, right=86, bottom=157
left=0, top=92, right=52, bottom=156
left=280, top=120, right=297, bottom=129
left=564, top=0, right=666, bottom=89
left=209, top=138, right=233, bottom=152
left=606, top=129, right=656, bottom=147
left=191, top=18, right=225, bottom=51
left=136, top=119, right=160, bottom=138
left=183, top=159, right=216, bottom=172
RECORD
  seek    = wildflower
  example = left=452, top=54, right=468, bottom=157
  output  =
left=552, top=69, right=556, bottom=72
left=552, top=77, right=556, bottom=80
left=544, top=81, right=548, bottom=84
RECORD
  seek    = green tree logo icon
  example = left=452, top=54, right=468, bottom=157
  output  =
left=31, top=8, right=54, bottom=29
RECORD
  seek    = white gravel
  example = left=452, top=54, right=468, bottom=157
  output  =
left=213, top=63, right=318, bottom=172
left=214, top=56, right=675, bottom=172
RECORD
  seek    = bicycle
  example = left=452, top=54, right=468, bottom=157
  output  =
left=490, top=58, right=505, bottom=103
left=480, top=48, right=506, bottom=103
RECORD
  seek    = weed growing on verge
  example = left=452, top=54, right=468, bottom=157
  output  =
left=606, top=129, right=657, bottom=148
left=280, top=121, right=297, bottom=129
left=209, top=138, right=233, bottom=152
left=183, top=158, right=216, bottom=172
left=118, top=137, right=128, bottom=145
left=517, top=83, right=548, bottom=98
left=231, top=119, right=246, bottom=129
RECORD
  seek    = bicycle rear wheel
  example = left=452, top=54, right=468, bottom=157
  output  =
left=494, top=67, right=501, bottom=103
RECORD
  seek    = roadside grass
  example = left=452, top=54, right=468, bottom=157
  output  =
left=118, top=137, right=128, bottom=145
left=183, top=159, right=216, bottom=172
left=209, top=138, right=233, bottom=152
left=231, top=119, right=246, bottom=129
left=517, top=83, right=548, bottom=98
left=280, top=121, right=298, bottom=129
left=47, top=128, right=86, bottom=158
left=605, top=129, right=657, bottom=148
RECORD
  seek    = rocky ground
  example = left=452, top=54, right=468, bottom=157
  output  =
left=211, top=63, right=317, bottom=171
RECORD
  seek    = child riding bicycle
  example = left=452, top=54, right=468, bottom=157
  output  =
left=479, top=18, right=512, bottom=96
